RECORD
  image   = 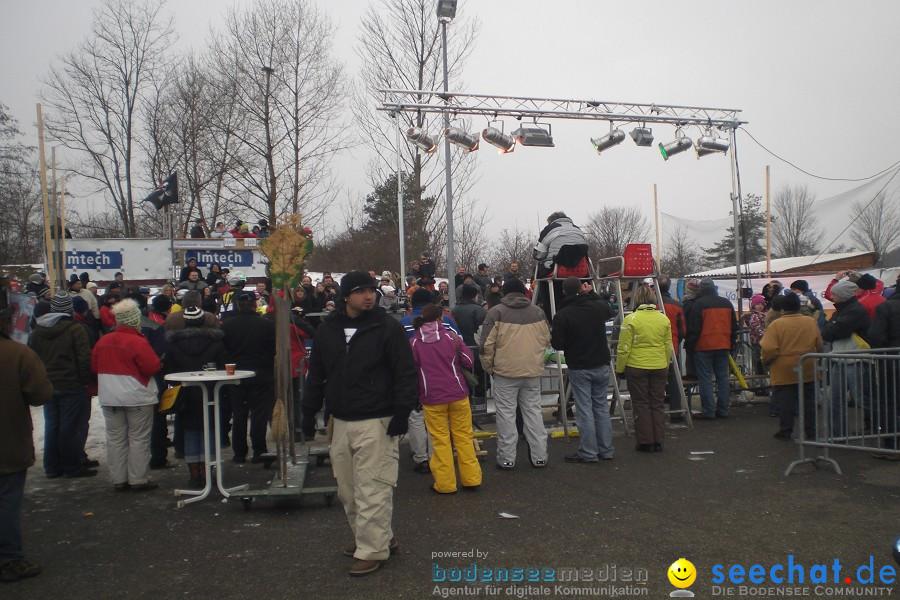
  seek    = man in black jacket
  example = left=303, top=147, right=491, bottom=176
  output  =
left=868, top=280, right=900, bottom=455
left=451, top=284, right=488, bottom=397
left=221, top=291, right=276, bottom=464
left=301, top=271, right=418, bottom=577
left=551, top=277, right=614, bottom=463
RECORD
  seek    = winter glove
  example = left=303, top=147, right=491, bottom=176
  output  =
left=386, top=408, right=412, bottom=437
left=300, top=413, right=318, bottom=440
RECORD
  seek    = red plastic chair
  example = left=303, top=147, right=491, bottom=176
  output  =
left=622, top=244, right=655, bottom=276
left=554, top=257, right=590, bottom=278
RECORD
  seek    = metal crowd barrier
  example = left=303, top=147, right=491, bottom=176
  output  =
left=463, top=343, right=564, bottom=420
left=784, top=348, right=900, bottom=475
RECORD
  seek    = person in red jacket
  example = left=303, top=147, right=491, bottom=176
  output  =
left=91, top=299, right=162, bottom=492
left=855, top=274, right=885, bottom=320
left=658, top=276, right=686, bottom=422
left=99, top=292, right=119, bottom=333
left=825, top=271, right=886, bottom=319
left=685, top=278, right=737, bottom=420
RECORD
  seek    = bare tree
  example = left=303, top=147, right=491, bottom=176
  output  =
left=209, top=0, right=347, bottom=227
left=453, top=197, right=490, bottom=274
left=660, top=225, right=702, bottom=278
left=143, top=53, right=249, bottom=236
left=486, top=226, right=537, bottom=280
left=771, top=184, right=820, bottom=257
left=352, top=0, right=480, bottom=260
left=850, top=191, right=900, bottom=264
left=0, top=103, right=43, bottom=264
left=67, top=209, right=127, bottom=239
left=584, top=206, right=651, bottom=264
left=41, top=0, right=175, bottom=236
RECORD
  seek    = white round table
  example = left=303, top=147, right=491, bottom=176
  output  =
left=164, top=370, right=255, bottom=507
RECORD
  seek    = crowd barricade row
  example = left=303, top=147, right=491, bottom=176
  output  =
left=785, top=347, right=900, bottom=476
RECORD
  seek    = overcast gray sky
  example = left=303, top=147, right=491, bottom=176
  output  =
left=3, top=0, right=899, bottom=246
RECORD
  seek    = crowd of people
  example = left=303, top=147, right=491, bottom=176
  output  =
left=737, top=271, right=900, bottom=449
left=3, top=217, right=899, bottom=581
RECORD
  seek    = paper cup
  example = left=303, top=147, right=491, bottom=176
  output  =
left=225, top=364, right=236, bottom=376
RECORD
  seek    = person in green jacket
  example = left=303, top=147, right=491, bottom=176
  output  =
left=616, top=286, right=672, bottom=452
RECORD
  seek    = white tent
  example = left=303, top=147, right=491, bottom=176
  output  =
left=659, top=166, right=900, bottom=258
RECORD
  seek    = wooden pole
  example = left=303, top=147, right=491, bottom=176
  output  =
left=653, top=184, right=662, bottom=273
left=60, top=177, right=67, bottom=280
left=36, top=104, right=55, bottom=294
left=51, top=147, right=62, bottom=290
left=765, top=165, right=771, bottom=278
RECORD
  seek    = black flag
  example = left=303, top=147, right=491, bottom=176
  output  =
left=142, top=172, right=179, bottom=210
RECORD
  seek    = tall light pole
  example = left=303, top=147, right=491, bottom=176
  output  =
left=437, top=0, right=457, bottom=308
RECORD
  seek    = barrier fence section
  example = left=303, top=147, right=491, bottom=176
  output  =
left=463, top=344, right=567, bottom=420
left=785, top=348, right=900, bottom=476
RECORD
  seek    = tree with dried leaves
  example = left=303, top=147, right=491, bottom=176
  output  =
left=771, top=184, right=821, bottom=257
left=41, top=0, right=176, bottom=237
left=210, top=0, right=347, bottom=227
left=584, top=206, right=651, bottom=265
left=850, top=191, right=900, bottom=265
left=660, top=225, right=702, bottom=278
left=352, top=0, right=480, bottom=270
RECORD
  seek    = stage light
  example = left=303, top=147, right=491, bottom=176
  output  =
left=591, top=129, right=625, bottom=155
left=482, top=127, right=516, bottom=153
left=511, top=126, right=554, bottom=147
left=659, top=135, right=692, bottom=160
left=406, top=127, right=437, bottom=153
left=629, top=127, right=654, bottom=147
left=696, top=135, right=730, bottom=153
left=445, top=127, right=479, bottom=152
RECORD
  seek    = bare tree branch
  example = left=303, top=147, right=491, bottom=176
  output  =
left=771, top=184, right=821, bottom=257
left=850, top=191, right=900, bottom=265
left=40, top=0, right=176, bottom=236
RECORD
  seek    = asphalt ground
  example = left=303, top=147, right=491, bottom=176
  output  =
left=7, top=401, right=899, bottom=600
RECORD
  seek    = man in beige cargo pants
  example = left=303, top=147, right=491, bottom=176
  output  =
left=302, top=271, right=419, bottom=576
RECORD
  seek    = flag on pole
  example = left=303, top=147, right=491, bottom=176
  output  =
left=142, top=172, right=178, bottom=210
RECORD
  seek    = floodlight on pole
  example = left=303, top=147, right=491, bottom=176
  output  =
left=436, top=0, right=457, bottom=20
left=406, top=127, right=437, bottom=153
left=659, top=131, right=692, bottom=160
left=590, top=129, right=625, bottom=155
left=445, top=127, right=479, bottom=152
left=629, top=126, right=654, bottom=147
left=482, top=126, right=516, bottom=153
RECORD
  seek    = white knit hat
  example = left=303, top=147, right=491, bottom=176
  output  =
left=113, top=299, right=142, bottom=329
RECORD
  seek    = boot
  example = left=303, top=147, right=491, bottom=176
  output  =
left=187, top=462, right=205, bottom=488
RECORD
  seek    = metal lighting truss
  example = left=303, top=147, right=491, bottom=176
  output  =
left=378, top=88, right=746, bottom=128
left=380, top=88, right=750, bottom=315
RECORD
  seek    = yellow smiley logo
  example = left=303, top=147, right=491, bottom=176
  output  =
left=668, top=558, right=697, bottom=588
